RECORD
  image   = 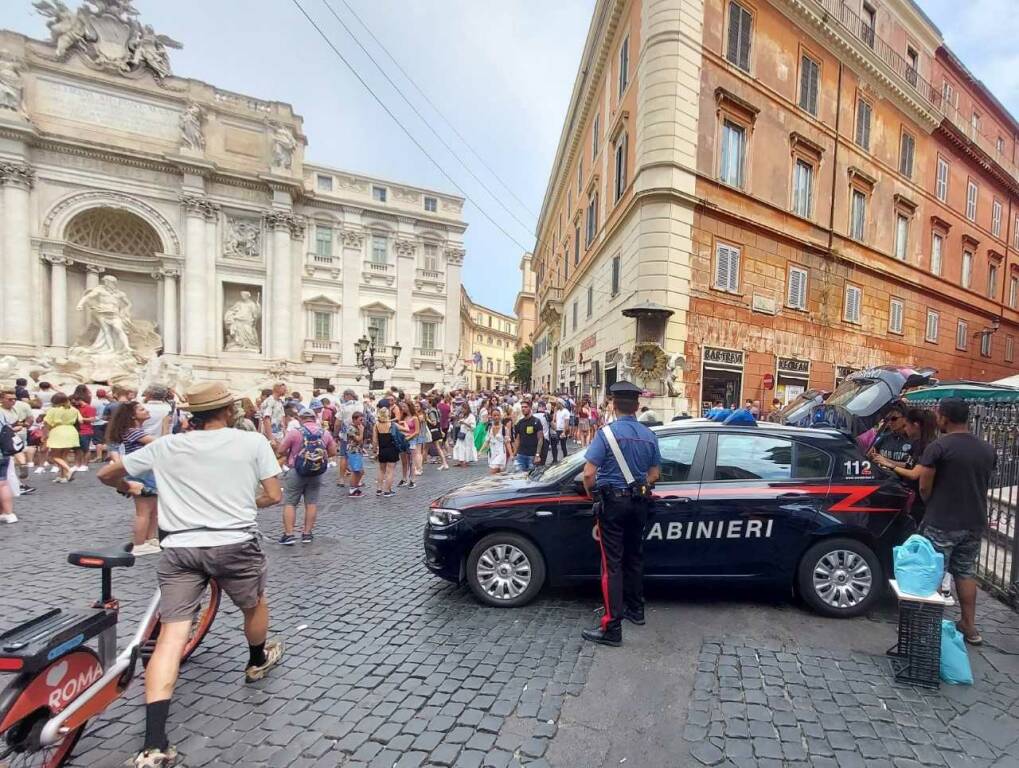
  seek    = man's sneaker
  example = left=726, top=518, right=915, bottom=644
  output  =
left=19, top=484, right=36, bottom=495
left=408, top=481, right=416, bottom=489
left=397, top=479, right=407, bottom=487
left=133, top=746, right=177, bottom=767
left=382, top=491, right=396, bottom=498
left=349, top=488, right=363, bottom=497
left=132, top=542, right=161, bottom=555
left=279, top=534, right=296, bottom=546
left=301, top=532, right=314, bottom=544
left=375, top=489, right=383, bottom=496
left=245, top=639, right=284, bottom=682
left=0, top=513, right=18, bottom=524
left=33, top=466, right=45, bottom=474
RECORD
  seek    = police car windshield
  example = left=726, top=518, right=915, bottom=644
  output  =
left=529, top=452, right=586, bottom=483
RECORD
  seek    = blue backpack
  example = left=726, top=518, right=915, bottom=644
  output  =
left=294, top=427, right=327, bottom=477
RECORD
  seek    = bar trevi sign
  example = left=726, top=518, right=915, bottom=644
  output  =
left=703, top=347, right=744, bottom=367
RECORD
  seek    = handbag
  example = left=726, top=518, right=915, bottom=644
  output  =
left=390, top=422, right=409, bottom=452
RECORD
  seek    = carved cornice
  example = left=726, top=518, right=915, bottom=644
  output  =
left=847, top=166, right=877, bottom=190
left=715, top=87, right=760, bottom=123
left=790, top=131, right=824, bottom=158
left=444, top=247, right=465, bottom=266
left=264, top=211, right=296, bottom=232
left=41, top=253, right=73, bottom=267
left=342, top=229, right=365, bottom=248
left=962, top=233, right=981, bottom=248
left=150, top=267, right=181, bottom=279
left=180, top=194, right=218, bottom=219
left=395, top=239, right=417, bottom=258
left=930, top=215, right=952, bottom=232
left=893, top=193, right=918, bottom=214
left=0, top=161, right=35, bottom=189
left=289, top=215, right=307, bottom=241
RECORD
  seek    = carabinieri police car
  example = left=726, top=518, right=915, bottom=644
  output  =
left=424, top=419, right=915, bottom=618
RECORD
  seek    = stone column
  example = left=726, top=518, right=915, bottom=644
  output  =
left=0, top=161, right=35, bottom=346
left=444, top=247, right=464, bottom=364
left=43, top=254, right=70, bottom=348
left=394, top=238, right=417, bottom=380
left=266, top=212, right=295, bottom=360
left=203, top=204, right=221, bottom=356
left=289, top=216, right=306, bottom=358
left=340, top=228, right=365, bottom=368
left=180, top=195, right=210, bottom=356
left=154, top=268, right=180, bottom=355
left=85, top=264, right=105, bottom=291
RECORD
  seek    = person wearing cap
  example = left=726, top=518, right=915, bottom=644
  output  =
left=275, top=407, right=337, bottom=544
left=98, top=381, right=285, bottom=768
left=580, top=380, right=661, bottom=647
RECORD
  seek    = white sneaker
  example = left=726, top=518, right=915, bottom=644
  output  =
left=76, top=466, right=89, bottom=472
left=34, top=467, right=45, bottom=474
left=145, top=537, right=160, bottom=548
left=27, top=462, right=34, bottom=468
left=0, top=513, right=17, bottom=524
left=49, top=466, right=58, bottom=473
left=132, top=542, right=162, bottom=555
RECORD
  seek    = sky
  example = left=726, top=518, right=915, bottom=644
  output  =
left=3, top=1, right=1018, bottom=316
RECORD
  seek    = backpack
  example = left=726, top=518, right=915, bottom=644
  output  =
left=294, top=426, right=328, bottom=477
left=0, top=422, right=23, bottom=457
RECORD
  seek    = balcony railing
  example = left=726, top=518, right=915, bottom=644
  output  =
left=413, top=347, right=440, bottom=358
left=813, top=0, right=938, bottom=108
left=941, top=100, right=1019, bottom=184
left=416, top=268, right=444, bottom=281
left=366, top=260, right=393, bottom=274
left=307, top=250, right=336, bottom=267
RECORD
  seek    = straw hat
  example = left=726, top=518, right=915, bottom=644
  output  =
left=186, top=381, right=241, bottom=413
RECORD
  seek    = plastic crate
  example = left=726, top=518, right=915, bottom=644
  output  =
left=887, top=599, right=944, bottom=689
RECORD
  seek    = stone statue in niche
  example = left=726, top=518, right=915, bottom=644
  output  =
left=270, top=123, right=297, bottom=170
left=0, top=58, right=26, bottom=115
left=224, top=217, right=261, bottom=259
left=179, top=102, right=205, bottom=151
left=76, top=274, right=134, bottom=355
left=223, top=290, right=262, bottom=352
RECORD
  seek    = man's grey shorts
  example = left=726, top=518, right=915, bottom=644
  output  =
left=157, top=538, right=268, bottom=622
left=284, top=470, right=323, bottom=506
left=922, top=525, right=982, bottom=579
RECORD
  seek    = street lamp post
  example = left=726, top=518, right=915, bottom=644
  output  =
left=352, top=333, right=402, bottom=389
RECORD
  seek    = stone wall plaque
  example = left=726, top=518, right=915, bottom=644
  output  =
left=34, top=76, right=179, bottom=141
left=223, top=124, right=264, bottom=158
left=751, top=294, right=777, bottom=315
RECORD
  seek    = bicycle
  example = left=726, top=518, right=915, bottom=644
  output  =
left=0, top=543, right=220, bottom=767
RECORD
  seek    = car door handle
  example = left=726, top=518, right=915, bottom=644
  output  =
left=535, top=509, right=554, bottom=518
left=659, top=496, right=691, bottom=504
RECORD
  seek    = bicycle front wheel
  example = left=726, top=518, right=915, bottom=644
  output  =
left=142, top=580, right=221, bottom=667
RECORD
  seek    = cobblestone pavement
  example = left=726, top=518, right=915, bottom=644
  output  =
left=0, top=461, right=593, bottom=768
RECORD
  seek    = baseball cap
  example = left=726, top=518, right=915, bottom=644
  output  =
left=299, top=407, right=317, bottom=419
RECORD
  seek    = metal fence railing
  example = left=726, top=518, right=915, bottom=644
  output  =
left=907, top=399, right=1019, bottom=607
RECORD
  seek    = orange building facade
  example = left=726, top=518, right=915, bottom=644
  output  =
left=531, top=0, right=1019, bottom=417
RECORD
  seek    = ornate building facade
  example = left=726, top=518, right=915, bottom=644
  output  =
left=0, top=1, right=466, bottom=392
left=531, top=0, right=1019, bottom=415
left=459, top=288, right=518, bottom=392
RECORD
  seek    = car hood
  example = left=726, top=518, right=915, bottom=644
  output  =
left=432, top=472, right=552, bottom=509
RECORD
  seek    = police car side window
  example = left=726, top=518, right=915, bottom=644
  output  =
left=657, top=434, right=700, bottom=483
left=793, top=443, right=831, bottom=479
left=714, top=435, right=792, bottom=481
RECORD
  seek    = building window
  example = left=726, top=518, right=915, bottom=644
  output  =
left=421, top=321, right=437, bottom=351
left=942, top=81, right=956, bottom=108
left=614, top=133, right=628, bottom=202
left=367, top=316, right=387, bottom=347
left=315, top=225, right=333, bottom=258
left=850, top=189, right=867, bottom=241
left=564, top=250, right=569, bottom=281
left=925, top=309, right=939, bottom=343
left=316, top=174, right=333, bottom=192
left=988, top=263, right=999, bottom=298
left=997, top=136, right=1006, bottom=155
left=981, top=332, right=992, bottom=358
left=885, top=297, right=903, bottom=334
left=862, top=3, right=876, bottom=47
left=586, top=285, right=593, bottom=317
left=618, top=35, right=630, bottom=95
left=424, top=196, right=437, bottom=212
left=962, top=250, right=973, bottom=289
left=487, top=358, right=493, bottom=373
left=1010, top=275, right=1018, bottom=308
left=906, top=47, right=919, bottom=87
left=577, top=158, right=583, bottom=196
left=313, top=311, right=331, bottom=341
left=1007, top=335, right=1014, bottom=363
left=611, top=254, right=621, bottom=296
left=572, top=299, right=578, bottom=332
left=726, top=1, right=753, bottom=72
left=855, top=98, right=872, bottom=150
left=372, top=186, right=387, bottom=203
left=931, top=232, right=943, bottom=276
left=956, top=320, right=968, bottom=351
left=894, top=214, right=909, bottom=261
left=993, top=199, right=1003, bottom=237
left=935, top=157, right=949, bottom=202
left=972, top=112, right=981, bottom=133
left=423, top=243, right=439, bottom=271
left=844, top=284, right=862, bottom=324
left=799, top=54, right=820, bottom=115
left=899, top=132, right=915, bottom=178
left=371, top=235, right=388, bottom=264
left=966, top=181, right=978, bottom=221
left=574, top=225, right=580, bottom=264
left=787, top=266, right=808, bottom=310
left=585, top=193, right=599, bottom=247
left=792, top=158, right=813, bottom=218
left=714, top=243, right=741, bottom=293
left=592, top=113, right=600, bottom=160
left=719, top=120, right=746, bottom=187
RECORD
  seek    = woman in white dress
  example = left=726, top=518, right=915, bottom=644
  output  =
left=485, top=408, right=507, bottom=474
left=452, top=407, right=478, bottom=467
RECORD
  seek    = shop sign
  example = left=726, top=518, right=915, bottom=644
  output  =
left=703, top=347, right=744, bottom=367
left=580, top=334, right=597, bottom=352
left=777, top=357, right=810, bottom=376
left=605, top=348, right=618, bottom=363
left=561, top=347, right=576, bottom=363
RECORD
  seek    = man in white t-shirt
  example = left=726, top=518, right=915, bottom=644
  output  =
left=99, top=380, right=284, bottom=768
left=260, top=382, right=287, bottom=446
left=142, top=385, right=174, bottom=438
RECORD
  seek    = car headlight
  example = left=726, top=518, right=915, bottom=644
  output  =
left=428, top=508, right=462, bottom=527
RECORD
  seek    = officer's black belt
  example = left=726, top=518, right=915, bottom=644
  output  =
left=596, top=487, right=642, bottom=499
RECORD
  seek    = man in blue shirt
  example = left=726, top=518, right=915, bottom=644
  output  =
left=581, top=381, right=661, bottom=646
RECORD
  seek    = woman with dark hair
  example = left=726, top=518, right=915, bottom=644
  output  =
left=106, top=400, right=160, bottom=555
left=874, top=407, right=938, bottom=524
left=43, top=392, right=79, bottom=482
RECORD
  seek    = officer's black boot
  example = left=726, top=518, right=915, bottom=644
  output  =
left=623, top=607, right=645, bottom=625
left=582, top=620, right=622, bottom=647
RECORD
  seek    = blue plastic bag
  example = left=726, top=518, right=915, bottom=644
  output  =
left=940, top=620, right=974, bottom=685
left=893, top=534, right=944, bottom=597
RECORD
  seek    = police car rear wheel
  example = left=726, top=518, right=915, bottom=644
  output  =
left=466, top=533, right=546, bottom=608
left=797, top=538, right=881, bottom=618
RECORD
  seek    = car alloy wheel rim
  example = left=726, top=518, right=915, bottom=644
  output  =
left=477, top=544, right=532, bottom=600
left=812, top=549, right=872, bottom=609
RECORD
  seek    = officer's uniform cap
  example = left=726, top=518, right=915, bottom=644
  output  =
left=609, top=381, right=642, bottom=400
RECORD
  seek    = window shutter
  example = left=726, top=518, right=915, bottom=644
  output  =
left=715, top=245, right=730, bottom=290
left=738, top=8, right=751, bottom=69
left=726, top=2, right=741, bottom=64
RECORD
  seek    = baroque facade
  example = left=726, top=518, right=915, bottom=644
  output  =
left=459, top=288, right=518, bottom=392
left=0, top=1, right=466, bottom=393
left=531, top=0, right=1019, bottom=416
left=514, top=251, right=537, bottom=352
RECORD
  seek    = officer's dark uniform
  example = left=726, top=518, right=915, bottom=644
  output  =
left=582, top=381, right=661, bottom=646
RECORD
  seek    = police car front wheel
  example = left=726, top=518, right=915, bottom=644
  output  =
left=466, top=533, right=546, bottom=608
left=797, top=538, right=882, bottom=618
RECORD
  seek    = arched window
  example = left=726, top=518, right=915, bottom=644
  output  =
left=64, top=208, right=162, bottom=256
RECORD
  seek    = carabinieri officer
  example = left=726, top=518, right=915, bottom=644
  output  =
left=581, top=380, right=661, bottom=646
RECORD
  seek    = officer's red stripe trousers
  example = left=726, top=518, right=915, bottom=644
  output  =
left=595, top=520, right=612, bottom=630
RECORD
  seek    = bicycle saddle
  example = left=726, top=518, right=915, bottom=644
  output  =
left=68, top=543, right=136, bottom=569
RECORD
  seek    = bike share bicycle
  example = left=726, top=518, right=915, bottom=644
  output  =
left=0, top=543, right=219, bottom=767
